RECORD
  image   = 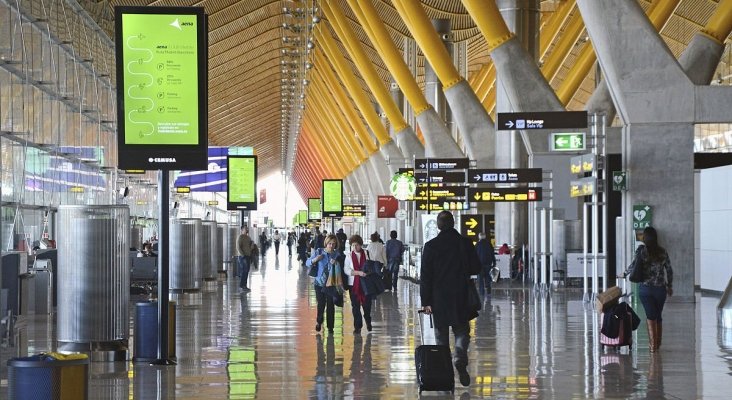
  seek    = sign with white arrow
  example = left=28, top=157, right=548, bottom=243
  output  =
left=550, top=132, right=585, bottom=151
left=414, top=157, right=469, bottom=170
left=497, top=111, right=588, bottom=131
left=415, top=171, right=466, bottom=184
left=468, top=168, right=542, bottom=184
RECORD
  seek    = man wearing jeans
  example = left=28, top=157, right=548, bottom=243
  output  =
left=385, top=230, right=404, bottom=291
left=420, top=211, right=481, bottom=387
left=236, top=226, right=253, bottom=293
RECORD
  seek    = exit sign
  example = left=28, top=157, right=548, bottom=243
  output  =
left=550, top=133, right=585, bottom=151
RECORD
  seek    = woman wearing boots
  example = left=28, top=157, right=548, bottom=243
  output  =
left=344, top=235, right=373, bottom=334
left=621, top=227, right=673, bottom=352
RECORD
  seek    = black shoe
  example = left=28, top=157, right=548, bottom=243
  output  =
left=456, top=365, right=470, bottom=387
left=353, top=329, right=361, bottom=334
left=328, top=329, right=334, bottom=334
left=315, top=323, right=321, bottom=332
left=366, top=323, right=372, bottom=332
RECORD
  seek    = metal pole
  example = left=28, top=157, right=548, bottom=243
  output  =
left=601, top=115, right=608, bottom=291
left=154, top=170, right=175, bottom=364
left=540, top=207, right=547, bottom=291
left=582, top=202, right=589, bottom=302
left=548, top=171, right=554, bottom=292
left=532, top=205, right=538, bottom=291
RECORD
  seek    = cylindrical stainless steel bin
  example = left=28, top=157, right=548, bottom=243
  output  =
left=215, top=224, right=225, bottom=274
left=200, top=221, right=216, bottom=281
left=170, top=218, right=201, bottom=291
left=57, top=205, right=130, bottom=360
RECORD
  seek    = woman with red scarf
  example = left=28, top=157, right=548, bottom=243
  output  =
left=344, top=234, right=373, bottom=334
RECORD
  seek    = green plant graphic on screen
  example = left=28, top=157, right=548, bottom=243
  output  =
left=122, top=14, right=199, bottom=144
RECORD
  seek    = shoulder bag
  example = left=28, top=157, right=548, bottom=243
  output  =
left=628, top=248, right=648, bottom=283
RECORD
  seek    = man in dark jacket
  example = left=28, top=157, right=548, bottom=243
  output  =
left=475, top=232, right=496, bottom=297
left=420, top=211, right=481, bottom=387
left=336, top=228, right=348, bottom=252
left=385, top=230, right=405, bottom=291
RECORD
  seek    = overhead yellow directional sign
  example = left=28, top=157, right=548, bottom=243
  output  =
left=343, top=204, right=366, bottom=217
left=460, top=214, right=484, bottom=241
left=468, top=188, right=542, bottom=202
left=176, top=186, right=191, bottom=193
left=416, top=201, right=467, bottom=211
left=415, top=188, right=465, bottom=198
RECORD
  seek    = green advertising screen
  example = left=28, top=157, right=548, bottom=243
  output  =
left=121, top=13, right=199, bottom=145
left=322, top=179, right=343, bottom=217
left=115, top=6, right=207, bottom=170
left=308, top=198, right=321, bottom=222
left=227, top=156, right=257, bottom=210
left=298, top=210, right=308, bottom=225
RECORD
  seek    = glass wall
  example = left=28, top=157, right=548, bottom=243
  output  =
left=0, top=0, right=114, bottom=251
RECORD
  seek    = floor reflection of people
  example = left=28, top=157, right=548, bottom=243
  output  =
left=349, top=334, right=385, bottom=397
left=646, top=354, right=666, bottom=399
left=312, top=334, right=343, bottom=398
left=598, top=353, right=639, bottom=398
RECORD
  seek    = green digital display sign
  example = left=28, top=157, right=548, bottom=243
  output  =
left=115, top=6, right=207, bottom=170
left=227, top=156, right=257, bottom=210
left=308, top=198, right=321, bottom=222
left=298, top=210, right=308, bottom=225
left=322, top=179, right=343, bottom=218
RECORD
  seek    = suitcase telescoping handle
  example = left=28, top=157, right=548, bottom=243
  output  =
left=417, top=309, right=433, bottom=328
left=417, top=309, right=436, bottom=345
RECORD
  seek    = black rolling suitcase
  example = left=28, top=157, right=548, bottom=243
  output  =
left=415, top=311, right=454, bottom=394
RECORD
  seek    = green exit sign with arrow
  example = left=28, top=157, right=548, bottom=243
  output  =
left=550, top=133, right=585, bottom=151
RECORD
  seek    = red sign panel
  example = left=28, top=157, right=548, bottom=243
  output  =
left=377, top=195, right=398, bottom=218
left=259, top=188, right=267, bottom=204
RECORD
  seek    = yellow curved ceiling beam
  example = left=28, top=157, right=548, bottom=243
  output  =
left=701, top=0, right=732, bottom=44
left=391, top=0, right=463, bottom=89
left=540, top=4, right=584, bottom=82
left=459, top=0, right=515, bottom=52
left=314, top=84, right=373, bottom=164
left=300, top=127, right=337, bottom=178
left=300, top=134, right=335, bottom=179
left=557, top=0, right=681, bottom=105
left=310, top=79, right=369, bottom=162
left=302, top=115, right=350, bottom=175
left=304, top=98, right=358, bottom=169
left=346, top=0, right=432, bottom=116
left=315, top=25, right=382, bottom=154
left=309, top=87, right=367, bottom=165
left=312, top=53, right=376, bottom=156
left=323, top=0, right=408, bottom=135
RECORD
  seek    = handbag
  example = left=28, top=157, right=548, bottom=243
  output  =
left=308, top=249, right=322, bottom=278
left=362, top=250, right=382, bottom=276
left=628, top=250, right=648, bottom=283
left=361, top=273, right=386, bottom=296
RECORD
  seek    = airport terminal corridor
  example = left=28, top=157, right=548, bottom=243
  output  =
left=2, top=246, right=729, bottom=399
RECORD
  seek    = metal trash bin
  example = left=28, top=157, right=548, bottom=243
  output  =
left=133, top=301, right=176, bottom=362
left=7, top=353, right=89, bottom=400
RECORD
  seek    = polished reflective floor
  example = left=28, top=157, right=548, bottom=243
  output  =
left=2, top=246, right=731, bottom=399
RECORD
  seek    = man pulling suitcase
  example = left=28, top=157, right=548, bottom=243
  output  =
left=419, top=211, right=482, bottom=388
